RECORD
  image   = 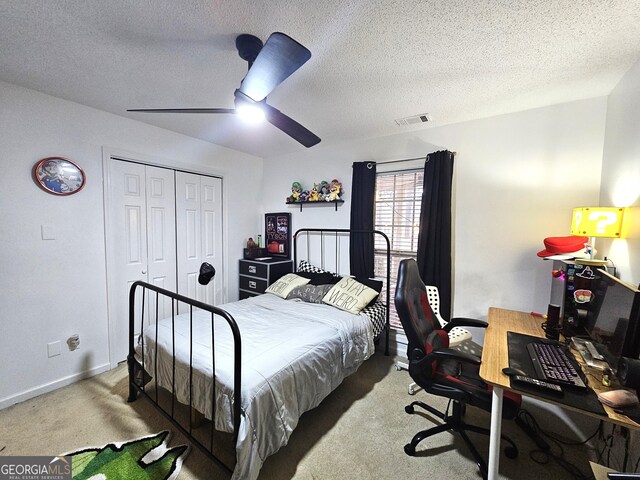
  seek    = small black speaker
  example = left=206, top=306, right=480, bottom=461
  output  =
left=544, top=304, right=561, bottom=341
left=617, top=357, right=640, bottom=392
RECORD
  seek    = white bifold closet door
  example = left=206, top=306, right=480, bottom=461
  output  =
left=107, top=161, right=223, bottom=366
left=108, top=160, right=177, bottom=365
left=175, top=172, right=223, bottom=310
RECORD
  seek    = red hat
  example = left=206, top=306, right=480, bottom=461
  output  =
left=537, top=235, right=588, bottom=258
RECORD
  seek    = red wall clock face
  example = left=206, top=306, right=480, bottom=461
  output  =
left=34, top=157, right=86, bottom=195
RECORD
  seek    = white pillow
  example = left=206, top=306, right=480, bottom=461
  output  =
left=265, top=273, right=310, bottom=298
left=322, top=277, right=378, bottom=314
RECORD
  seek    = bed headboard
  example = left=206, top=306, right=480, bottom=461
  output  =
left=293, top=228, right=391, bottom=355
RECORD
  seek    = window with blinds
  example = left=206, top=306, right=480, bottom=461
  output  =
left=374, top=169, right=423, bottom=329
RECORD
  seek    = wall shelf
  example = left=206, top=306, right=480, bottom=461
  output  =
left=286, top=199, right=344, bottom=211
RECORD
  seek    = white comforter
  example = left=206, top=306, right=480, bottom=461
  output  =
left=139, top=293, right=374, bottom=480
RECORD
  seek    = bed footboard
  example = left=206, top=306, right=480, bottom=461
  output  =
left=127, top=281, right=241, bottom=474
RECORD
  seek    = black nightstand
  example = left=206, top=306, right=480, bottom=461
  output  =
left=239, top=258, right=293, bottom=299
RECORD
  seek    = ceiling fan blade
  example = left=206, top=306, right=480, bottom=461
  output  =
left=239, top=32, right=311, bottom=102
left=263, top=103, right=320, bottom=148
left=128, top=108, right=235, bottom=114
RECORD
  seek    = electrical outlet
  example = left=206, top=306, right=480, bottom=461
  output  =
left=67, top=334, right=80, bottom=351
left=47, top=341, right=61, bottom=357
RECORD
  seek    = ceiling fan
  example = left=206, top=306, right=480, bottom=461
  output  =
left=128, top=32, right=320, bottom=148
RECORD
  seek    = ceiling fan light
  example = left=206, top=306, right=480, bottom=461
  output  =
left=236, top=103, right=265, bottom=124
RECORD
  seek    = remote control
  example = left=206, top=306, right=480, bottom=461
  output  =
left=512, top=375, right=563, bottom=394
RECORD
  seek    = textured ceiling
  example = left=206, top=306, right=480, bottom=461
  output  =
left=2, top=0, right=640, bottom=158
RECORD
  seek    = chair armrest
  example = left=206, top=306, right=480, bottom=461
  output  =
left=409, top=347, right=481, bottom=371
left=443, top=317, right=488, bottom=331
left=430, top=348, right=481, bottom=365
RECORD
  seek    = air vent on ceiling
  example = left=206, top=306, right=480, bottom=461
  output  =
left=395, top=113, right=432, bottom=127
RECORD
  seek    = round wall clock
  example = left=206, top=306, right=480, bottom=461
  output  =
left=34, top=157, right=86, bottom=195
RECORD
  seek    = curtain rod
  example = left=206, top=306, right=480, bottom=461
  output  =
left=374, top=152, right=457, bottom=166
left=375, top=156, right=426, bottom=165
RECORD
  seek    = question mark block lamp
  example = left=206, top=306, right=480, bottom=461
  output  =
left=570, top=207, right=626, bottom=237
left=570, top=207, right=626, bottom=260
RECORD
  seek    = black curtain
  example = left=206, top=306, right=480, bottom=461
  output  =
left=349, top=161, right=376, bottom=278
left=416, top=150, right=455, bottom=320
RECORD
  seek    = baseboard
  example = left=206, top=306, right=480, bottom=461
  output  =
left=387, top=328, right=408, bottom=357
left=0, top=362, right=111, bottom=410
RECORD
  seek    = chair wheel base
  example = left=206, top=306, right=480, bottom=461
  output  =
left=504, top=446, right=518, bottom=459
left=404, top=444, right=415, bottom=456
left=405, top=405, right=415, bottom=414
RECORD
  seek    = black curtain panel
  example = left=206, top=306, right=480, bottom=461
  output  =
left=416, top=150, right=455, bottom=320
left=349, top=161, right=376, bottom=278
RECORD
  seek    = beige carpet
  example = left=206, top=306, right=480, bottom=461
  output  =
left=0, top=349, right=593, bottom=479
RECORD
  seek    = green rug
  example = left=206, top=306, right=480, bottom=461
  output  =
left=64, top=431, right=188, bottom=480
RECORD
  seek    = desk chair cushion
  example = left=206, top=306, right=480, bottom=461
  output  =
left=416, top=333, right=521, bottom=418
left=432, top=356, right=522, bottom=417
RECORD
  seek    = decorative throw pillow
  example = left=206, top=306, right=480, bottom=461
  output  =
left=296, top=271, right=341, bottom=285
left=322, top=277, right=379, bottom=314
left=355, top=277, right=383, bottom=294
left=286, top=284, right=333, bottom=303
left=265, top=273, right=310, bottom=298
left=354, top=277, right=383, bottom=306
left=297, top=259, right=328, bottom=274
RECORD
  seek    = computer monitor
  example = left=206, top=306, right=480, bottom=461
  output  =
left=583, top=269, right=640, bottom=370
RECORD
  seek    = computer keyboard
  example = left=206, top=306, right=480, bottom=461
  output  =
left=526, top=342, right=588, bottom=389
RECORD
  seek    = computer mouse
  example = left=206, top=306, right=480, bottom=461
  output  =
left=502, top=367, right=527, bottom=376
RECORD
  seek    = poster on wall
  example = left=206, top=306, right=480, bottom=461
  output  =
left=265, top=212, right=291, bottom=259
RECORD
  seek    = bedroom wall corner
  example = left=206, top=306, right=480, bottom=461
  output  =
left=598, top=56, right=640, bottom=287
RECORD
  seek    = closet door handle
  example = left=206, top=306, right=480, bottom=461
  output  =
left=142, top=269, right=147, bottom=275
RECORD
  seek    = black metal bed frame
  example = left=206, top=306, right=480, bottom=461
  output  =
left=293, top=227, right=391, bottom=356
left=127, top=282, right=242, bottom=474
left=127, top=228, right=391, bottom=476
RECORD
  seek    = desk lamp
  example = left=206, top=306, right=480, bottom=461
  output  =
left=570, top=207, right=626, bottom=262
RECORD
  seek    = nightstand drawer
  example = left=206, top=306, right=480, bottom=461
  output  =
left=240, top=261, right=268, bottom=278
left=239, top=275, right=268, bottom=294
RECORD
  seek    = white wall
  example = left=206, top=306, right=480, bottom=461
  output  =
left=596, top=56, right=640, bottom=473
left=0, top=81, right=263, bottom=408
left=599, top=57, right=640, bottom=286
left=262, top=98, right=608, bottom=324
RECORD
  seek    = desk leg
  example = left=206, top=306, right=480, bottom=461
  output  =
left=487, top=386, right=503, bottom=480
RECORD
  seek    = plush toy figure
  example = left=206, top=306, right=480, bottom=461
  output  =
left=318, top=180, right=329, bottom=200
left=308, top=183, right=320, bottom=202
left=326, top=179, right=342, bottom=201
left=287, top=181, right=303, bottom=202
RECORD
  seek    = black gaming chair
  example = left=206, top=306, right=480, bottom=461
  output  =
left=394, top=259, right=521, bottom=479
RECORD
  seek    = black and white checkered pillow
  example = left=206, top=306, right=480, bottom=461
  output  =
left=360, top=301, right=387, bottom=337
left=297, top=260, right=328, bottom=274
